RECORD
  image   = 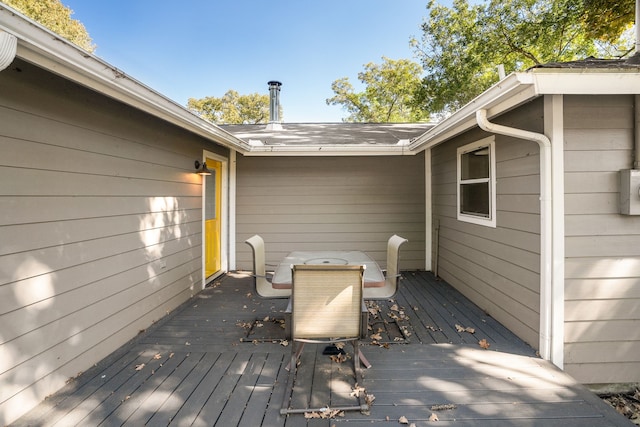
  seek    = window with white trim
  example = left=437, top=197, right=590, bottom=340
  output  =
left=457, top=136, right=496, bottom=227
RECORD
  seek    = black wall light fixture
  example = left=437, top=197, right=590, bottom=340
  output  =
left=194, top=160, right=211, bottom=175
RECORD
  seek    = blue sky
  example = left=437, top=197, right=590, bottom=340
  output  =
left=61, top=0, right=436, bottom=122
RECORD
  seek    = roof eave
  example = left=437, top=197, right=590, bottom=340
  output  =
left=243, top=144, right=418, bottom=156
left=409, top=72, right=537, bottom=151
left=0, top=5, right=252, bottom=153
left=409, top=69, right=640, bottom=152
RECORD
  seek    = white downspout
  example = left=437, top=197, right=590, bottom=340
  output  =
left=0, top=30, right=17, bottom=71
left=476, top=109, right=555, bottom=363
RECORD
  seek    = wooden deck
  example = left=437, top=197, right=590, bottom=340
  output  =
left=13, top=271, right=630, bottom=426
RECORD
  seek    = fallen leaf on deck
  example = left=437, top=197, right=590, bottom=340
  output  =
left=330, top=353, right=349, bottom=363
left=365, top=393, right=376, bottom=406
left=134, top=364, right=145, bottom=371
left=399, top=415, right=409, bottom=424
left=455, top=324, right=476, bottom=334
left=335, top=342, right=345, bottom=350
left=429, top=412, right=439, bottom=421
left=304, top=408, right=344, bottom=419
left=263, top=316, right=270, bottom=321
left=280, top=340, right=289, bottom=347
left=390, top=304, right=399, bottom=312
left=153, top=353, right=162, bottom=360
left=370, top=333, right=382, bottom=340
left=478, top=339, right=490, bottom=349
left=431, top=403, right=457, bottom=411
left=350, top=384, right=366, bottom=397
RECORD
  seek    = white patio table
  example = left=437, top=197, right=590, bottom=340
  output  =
left=271, top=250, right=385, bottom=289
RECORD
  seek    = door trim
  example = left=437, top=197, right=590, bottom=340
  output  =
left=201, top=151, right=228, bottom=288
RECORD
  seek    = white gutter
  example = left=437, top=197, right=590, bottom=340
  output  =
left=0, top=4, right=251, bottom=153
left=476, top=108, right=558, bottom=365
left=243, top=144, right=419, bottom=156
left=0, top=29, right=17, bottom=71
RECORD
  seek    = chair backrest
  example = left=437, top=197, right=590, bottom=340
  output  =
left=291, top=264, right=364, bottom=340
left=386, top=234, right=408, bottom=285
left=245, top=234, right=266, bottom=278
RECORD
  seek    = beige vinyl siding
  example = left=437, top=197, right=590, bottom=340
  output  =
left=235, top=154, right=425, bottom=271
left=0, top=59, right=226, bottom=424
left=432, top=101, right=542, bottom=349
left=563, top=94, right=640, bottom=384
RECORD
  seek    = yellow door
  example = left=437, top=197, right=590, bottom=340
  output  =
left=204, top=158, right=222, bottom=278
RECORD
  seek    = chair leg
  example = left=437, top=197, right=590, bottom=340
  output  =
left=358, top=348, right=372, bottom=369
left=352, top=340, right=370, bottom=414
left=280, top=343, right=301, bottom=415
left=284, top=342, right=305, bottom=371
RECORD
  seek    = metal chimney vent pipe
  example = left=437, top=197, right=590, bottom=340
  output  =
left=267, top=81, right=282, bottom=130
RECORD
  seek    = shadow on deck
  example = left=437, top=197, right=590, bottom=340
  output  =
left=13, top=271, right=630, bottom=426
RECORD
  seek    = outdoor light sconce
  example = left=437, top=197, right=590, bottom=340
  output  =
left=194, top=160, right=211, bottom=176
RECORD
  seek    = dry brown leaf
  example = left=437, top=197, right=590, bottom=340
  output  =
left=330, top=353, right=348, bottom=363
left=479, top=339, right=490, bottom=349
left=370, top=333, right=382, bottom=340
left=366, top=392, right=376, bottom=405
left=390, top=304, right=400, bottom=312
left=429, top=412, right=439, bottom=421
left=153, top=353, right=162, bottom=360
left=335, top=342, right=345, bottom=349
left=263, top=316, right=270, bottom=321
left=280, top=340, right=289, bottom=347
left=304, top=408, right=344, bottom=419
left=431, top=403, right=457, bottom=411
left=350, top=384, right=366, bottom=397
left=455, top=324, right=475, bottom=334
left=399, top=415, right=410, bottom=424
left=134, top=363, right=145, bottom=371
left=169, top=352, right=174, bottom=358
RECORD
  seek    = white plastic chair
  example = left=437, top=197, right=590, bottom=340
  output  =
left=280, top=264, right=370, bottom=415
left=244, top=235, right=290, bottom=298
left=364, top=234, right=408, bottom=299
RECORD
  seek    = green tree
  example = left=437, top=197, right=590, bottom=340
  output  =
left=1, top=0, right=94, bottom=52
left=326, top=57, right=430, bottom=122
left=188, top=90, right=280, bottom=124
left=412, top=0, right=635, bottom=115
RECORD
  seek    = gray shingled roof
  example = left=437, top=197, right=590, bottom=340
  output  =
left=529, top=54, right=640, bottom=69
left=219, top=122, right=433, bottom=146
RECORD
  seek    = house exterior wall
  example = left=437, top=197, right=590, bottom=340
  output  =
left=563, top=94, right=640, bottom=385
left=0, top=59, right=227, bottom=424
left=431, top=99, right=543, bottom=349
left=235, top=153, right=426, bottom=271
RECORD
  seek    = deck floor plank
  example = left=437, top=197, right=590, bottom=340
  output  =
left=11, top=271, right=631, bottom=427
left=191, top=352, right=252, bottom=426
left=32, top=348, right=145, bottom=427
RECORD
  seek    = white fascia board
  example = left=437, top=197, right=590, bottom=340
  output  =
left=243, top=144, right=418, bottom=156
left=0, top=5, right=251, bottom=153
left=529, top=69, right=640, bottom=94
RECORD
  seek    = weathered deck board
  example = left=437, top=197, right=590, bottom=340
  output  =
left=12, top=271, right=630, bottom=427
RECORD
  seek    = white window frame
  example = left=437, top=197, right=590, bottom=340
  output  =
left=456, top=136, right=496, bottom=228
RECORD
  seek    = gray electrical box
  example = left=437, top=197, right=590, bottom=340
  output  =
left=620, top=169, right=640, bottom=215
